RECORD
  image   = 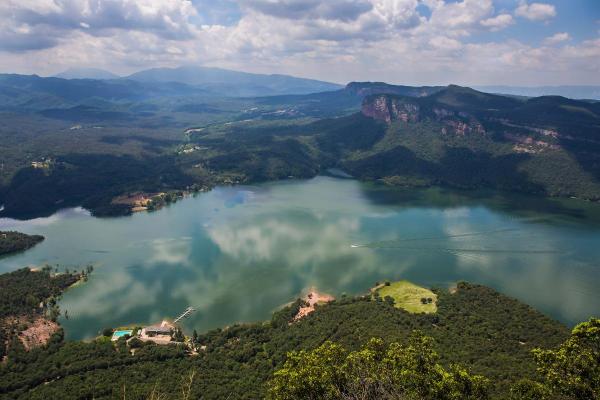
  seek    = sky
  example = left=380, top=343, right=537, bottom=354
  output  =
left=0, top=0, right=599, bottom=85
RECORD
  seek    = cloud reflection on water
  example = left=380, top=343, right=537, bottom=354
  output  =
left=0, top=176, right=597, bottom=339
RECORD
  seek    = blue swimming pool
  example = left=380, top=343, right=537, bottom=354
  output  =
left=111, top=330, right=133, bottom=340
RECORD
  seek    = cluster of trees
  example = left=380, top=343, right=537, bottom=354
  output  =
left=524, top=318, right=600, bottom=400
left=0, top=231, right=44, bottom=256
left=0, top=280, right=573, bottom=399
left=268, top=333, right=489, bottom=400
left=0, top=153, right=206, bottom=219
left=0, top=266, right=596, bottom=400
left=269, top=319, right=600, bottom=400
left=0, top=268, right=79, bottom=320
left=0, top=267, right=81, bottom=360
left=146, top=191, right=185, bottom=211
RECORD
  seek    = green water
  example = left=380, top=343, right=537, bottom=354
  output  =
left=1, top=176, right=599, bottom=339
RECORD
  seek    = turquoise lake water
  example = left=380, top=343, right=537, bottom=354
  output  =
left=1, top=175, right=599, bottom=339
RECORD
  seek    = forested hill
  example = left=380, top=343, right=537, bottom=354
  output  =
left=0, top=276, right=574, bottom=400
left=1, top=81, right=599, bottom=219
left=182, top=85, right=600, bottom=201
left=348, top=85, right=600, bottom=199
left=0, top=231, right=44, bottom=256
left=0, top=268, right=81, bottom=362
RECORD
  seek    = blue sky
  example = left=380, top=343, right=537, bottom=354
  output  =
left=0, top=0, right=598, bottom=85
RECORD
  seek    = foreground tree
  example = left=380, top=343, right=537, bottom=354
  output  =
left=267, top=332, right=489, bottom=400
left=532, top=318, right=600, bottom=400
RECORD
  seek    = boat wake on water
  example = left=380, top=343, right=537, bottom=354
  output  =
left=355, top=227, right=519, bottom=247
left=351, top=245, right=563, bottom=254
left=349, top=227, right=564, bottom=255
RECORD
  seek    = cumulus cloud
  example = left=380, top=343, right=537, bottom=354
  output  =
left=242, top=0, right=373, bottom=22
left=426, top=0, right=494, bottom=33
left=0, top=0, right=200, bottom=52
left=0, top=0, right=597, bottom=86
left=544, top=32, right=570, bottom=45
left=515, top=1, right=556, bottom=22
left=480, top=13, right=514, bottom=31
left=429, top=35, right=462, bottom=51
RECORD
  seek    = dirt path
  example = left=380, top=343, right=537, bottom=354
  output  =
left=293, top=288, right=335, bottom=321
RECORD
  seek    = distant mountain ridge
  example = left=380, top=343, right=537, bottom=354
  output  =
left=344, top=81, right=444, bottom=98
left=3, top=66, right=343, bottom=101
left=124, top=66, right=342, bottom=96
left=55, top=68, right=120, bottom=80
left=475, top=85, right=600, bottom=100
left=0, top=74, right=209, bottom=108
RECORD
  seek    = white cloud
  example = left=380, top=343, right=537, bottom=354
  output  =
left=241, top=0, right=373, bottom=22
left=544, top=32, right=570, bottom=45
left=481, top=14, right=514, bottom=31
left=0, top=0, right=200, bottom=52
left=429, top=35, right=463, bottom=51
left=426, top=0, right=494, bottom=34
left=0, top=0, right=598, bottom=86
left=515, top=1, right=556, bottom=22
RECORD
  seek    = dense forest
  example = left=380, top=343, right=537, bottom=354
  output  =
left=3, top=273, right=593, bottom=400
left=0, top=231, right=44, bottom=256
left=0, top=268, right=81, bottom=361
left=1, top=81, right=599, bottom=219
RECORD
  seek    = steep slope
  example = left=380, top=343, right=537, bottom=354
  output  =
left=250, top=81, right=446, bottom=118
left=347, top=85, right=600, bottom=198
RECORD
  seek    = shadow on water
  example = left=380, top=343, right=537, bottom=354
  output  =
left=359, top=182, right=600, bottom=229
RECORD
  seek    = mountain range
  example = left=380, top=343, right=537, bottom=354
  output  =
left=48, top=66, right=600, bottom=100
left=47, top=66, right=342, bottom=97
left=0, top=76, right=599, bottom=219
left=475, top=85, right=600, bottom=100
left=124, top=66, right=342, bottom=96
left=55, top=67, right=120, bottom=80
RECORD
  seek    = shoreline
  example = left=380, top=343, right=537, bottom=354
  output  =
left=1, top=173, right=600, bottom=222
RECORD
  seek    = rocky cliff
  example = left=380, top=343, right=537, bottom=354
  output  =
left=361, top=95, right=420, bottom=124
left=361, top=93, right=486, bottom=136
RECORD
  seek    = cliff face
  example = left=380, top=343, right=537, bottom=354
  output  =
left=361, top=95, right=420, bottom=124
left=361, top=94, right=486, bottom=136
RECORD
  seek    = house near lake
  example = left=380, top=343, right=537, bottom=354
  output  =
left=139, top=320, right=175, bottom=344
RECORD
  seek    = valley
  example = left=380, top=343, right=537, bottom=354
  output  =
left=2, top=1, right=599, bottom=398
left=1, top=78, right=599, bottom=221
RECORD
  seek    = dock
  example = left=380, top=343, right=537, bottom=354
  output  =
left=174, top=307, right=196, bottom=323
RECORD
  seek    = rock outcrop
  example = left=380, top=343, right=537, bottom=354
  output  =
left=361, top=95, right=420, bottom=124
left=361, top=94, right=486, bottom=136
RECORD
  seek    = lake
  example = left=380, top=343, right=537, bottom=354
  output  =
left=1, top=175, right=599, bottom=339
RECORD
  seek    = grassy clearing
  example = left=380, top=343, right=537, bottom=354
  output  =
left=375, top=280, right=437, bottom=313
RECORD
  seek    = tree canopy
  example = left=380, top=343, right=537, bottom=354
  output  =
left=268, top=332, right=489, bottom=400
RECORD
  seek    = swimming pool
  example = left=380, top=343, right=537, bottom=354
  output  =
left=111, top=330, right=133, bottom=341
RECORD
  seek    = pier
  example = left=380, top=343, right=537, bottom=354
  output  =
left=174, top=307, right=196, bottom=323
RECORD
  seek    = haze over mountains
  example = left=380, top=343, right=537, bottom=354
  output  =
left=475, top=85, right=600, bottom=100
left=55, top=67, right=120, bottom=80
left=48, top=66, right=342, bottom=97
left=44, top=65, right=600, bottom=100
left=124, top=66, right=342, bottom=96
